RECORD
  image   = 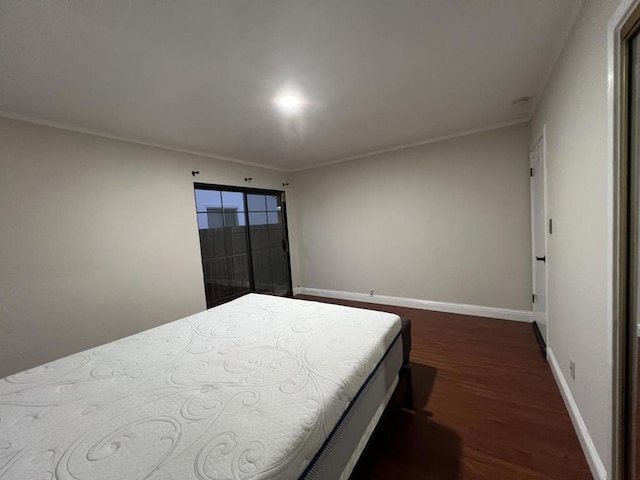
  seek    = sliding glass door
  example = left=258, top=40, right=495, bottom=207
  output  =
left=194, top=184, right=292, bottom=307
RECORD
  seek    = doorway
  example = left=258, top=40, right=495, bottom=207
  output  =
left=530, top=132, right=549, bottom=351
left=194, top=184, right=292, bottom=307
left=613, top=3, right=640, bottom=478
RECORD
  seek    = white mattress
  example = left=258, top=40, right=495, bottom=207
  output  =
left=0, top=294, right=401, bottom=480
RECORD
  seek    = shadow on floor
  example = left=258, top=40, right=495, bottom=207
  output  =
left=351, top=365, right=462, bottom=480
left=410, top=362, right=438, bottom=412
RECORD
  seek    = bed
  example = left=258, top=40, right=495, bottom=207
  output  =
left=0, top=294, right=411, bottom=480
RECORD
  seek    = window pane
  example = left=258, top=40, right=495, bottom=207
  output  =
left=206, top=210, right=224, bottom=229
left=231, top=230, right=248, bottom=254
left=252, top=249, right=273, bottom=294
left=250, top=226, right=269, bottom=251
left=267, top=211, right=280, bottom=225
left=221, top=191, right=245, bottom=212
left=269, top=226, right=283, bottom=248
left=195, top=189, right=222, bottom=212
left=247, top=194, right=266, bottom=211
left=248, top=211, right=268, bottom=225
left=222, top=209, right=239, bottom=227
left=265, top=194, right=279, bottom=211
left=197, top=213, right=227, bottom=259
left=196, top=212, right=209, bottom=230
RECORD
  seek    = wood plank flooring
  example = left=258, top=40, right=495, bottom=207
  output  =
left=296, top=295, right=592, bottom=480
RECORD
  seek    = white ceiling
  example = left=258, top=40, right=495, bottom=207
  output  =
left=0, top=1, right=579, bottom=171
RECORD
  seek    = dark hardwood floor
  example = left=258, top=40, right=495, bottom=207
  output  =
left=296, top=295, right=592, bottom=480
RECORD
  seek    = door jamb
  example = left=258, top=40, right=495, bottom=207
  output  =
left=609, top=1, right=640, bottom=478
left=530, top=125, right=550, bottom=350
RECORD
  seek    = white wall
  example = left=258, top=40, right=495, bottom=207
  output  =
left=530, top=0, right=622, bottom=477
left=291, top=122, right=532, bottom=311
left=0, top=117, right=299, bottom=377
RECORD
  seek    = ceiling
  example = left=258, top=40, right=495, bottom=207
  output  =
left=0, top=1, right=579, bottom=171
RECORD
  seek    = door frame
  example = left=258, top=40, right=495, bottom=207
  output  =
left=530, top=126, right=550, bottom=350
left=193, top=183, right=294, bottom=305
left=609, top=1, right=640, bottom=478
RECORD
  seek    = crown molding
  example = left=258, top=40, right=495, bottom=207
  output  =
left=0, top=111, right=288, bottom=172
left=1, top=110, right=531, bottom=174
left=289, top=118, right=530, bottom=172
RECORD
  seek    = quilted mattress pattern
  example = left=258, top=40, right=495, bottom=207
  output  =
left=0, top=294, right=400, bottom=480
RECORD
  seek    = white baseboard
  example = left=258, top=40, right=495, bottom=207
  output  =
left=547, top=348, right=607, bottom=480
left=295, top=287, right=533, bottom=323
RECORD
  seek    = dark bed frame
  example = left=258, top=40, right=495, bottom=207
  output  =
left=399, top=317, right=414, bottom=410
left=347, top=317, right=414, bottom=479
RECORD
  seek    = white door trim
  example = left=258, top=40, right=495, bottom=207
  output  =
left=530, top=125, right=550, bottom=349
